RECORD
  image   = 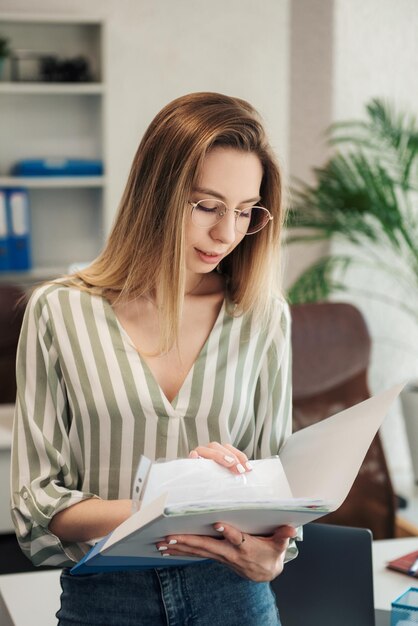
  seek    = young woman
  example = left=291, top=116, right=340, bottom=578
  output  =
left=11, top=92, right=297, bottom=625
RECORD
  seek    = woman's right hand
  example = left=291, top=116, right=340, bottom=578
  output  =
left=189, top=442, right=252, bottom=475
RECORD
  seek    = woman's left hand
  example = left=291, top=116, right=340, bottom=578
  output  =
left=155, top=522, right=297, bottom=582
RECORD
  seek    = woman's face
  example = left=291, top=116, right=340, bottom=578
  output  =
left=185, top=146, right=263, bottom=279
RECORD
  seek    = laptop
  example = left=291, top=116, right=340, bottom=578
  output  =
left=271, top=523, right=389, bottom=626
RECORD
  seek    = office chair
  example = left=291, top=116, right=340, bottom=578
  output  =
left=290, top=301, right=397, bottom=539
left=0, top=284, right=26, bottom=404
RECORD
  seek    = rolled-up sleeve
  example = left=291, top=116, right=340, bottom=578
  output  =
left=10, top=288, right=98, bottom=567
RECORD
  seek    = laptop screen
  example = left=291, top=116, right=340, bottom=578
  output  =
left=271, top=523, right=376, bottom=626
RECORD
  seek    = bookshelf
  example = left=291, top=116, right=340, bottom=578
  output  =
left=0, top=14, right=106, bottom=284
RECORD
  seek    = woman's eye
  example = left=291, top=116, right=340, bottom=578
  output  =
left=197, top=204, right=218, bottom=213
left=238, top=208, right=252, bottom=219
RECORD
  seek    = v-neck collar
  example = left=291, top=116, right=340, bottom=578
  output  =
left=105, top=298, right=226, bottom=414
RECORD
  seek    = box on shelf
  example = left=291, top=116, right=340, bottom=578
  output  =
left=10, top=50, right=93, bottom=82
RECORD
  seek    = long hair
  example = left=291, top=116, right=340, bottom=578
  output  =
left=70, top=92, right=285, bottom=353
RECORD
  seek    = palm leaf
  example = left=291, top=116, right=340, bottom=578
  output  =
left=286, top=256, right=351, bottom=304
left=328, top=98, right=418, bottom=185
left=287, top=98, right=418, bottom=306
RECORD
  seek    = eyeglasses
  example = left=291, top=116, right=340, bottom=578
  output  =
left=189, top=199, right=273, bottom=235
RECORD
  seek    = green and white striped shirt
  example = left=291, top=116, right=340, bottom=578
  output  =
left=11, top=283, right=292, bottom=567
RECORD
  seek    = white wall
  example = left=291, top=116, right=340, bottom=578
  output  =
left=333, top=0, right=418, bottom=120
left=0, top=0, right=290, bottom=231
left=283, top=0, right=334, bottom=288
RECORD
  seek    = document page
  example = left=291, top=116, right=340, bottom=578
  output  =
left=279, top=383, right=404, bottom=506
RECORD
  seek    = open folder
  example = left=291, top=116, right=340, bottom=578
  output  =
left=71, top=383, right=403, bottom=574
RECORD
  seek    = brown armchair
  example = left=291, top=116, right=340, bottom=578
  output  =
left=290, top=301, right=397, bottom=539
left=0, top=284, right=26, bottom=404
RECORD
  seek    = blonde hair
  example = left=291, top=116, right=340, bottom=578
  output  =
left=70, top=92, right=285, bottom=352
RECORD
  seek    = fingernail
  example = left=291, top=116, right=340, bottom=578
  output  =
left=237, top=463, right=246, bottom=474
left=158, top=546, right=168, bottom=551
left=162, top=553, right=171, bottom=557
left=215, top=526, right=225, bottom=532
left=168, top=539, right=177, bottom=545
left=245, top=462, right=253, bottom=471
left=224, top=455, right=235, bottom=463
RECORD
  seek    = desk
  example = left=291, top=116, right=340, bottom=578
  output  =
left=373, top=536, right=418, bottom=611
left=0, top=404, right=14, bottom=533
left=0, top=537, right=416, bottom=626
left=0, top=569, right=61, bottom=626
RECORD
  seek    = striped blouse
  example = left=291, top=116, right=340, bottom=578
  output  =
left=11, top=283, right=292, bottom=567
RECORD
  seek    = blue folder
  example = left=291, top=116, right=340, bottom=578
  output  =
left=7, top=188, right=32, bottom=271
left=71, top=536, right=207, bottom=575
left=0, top=189, right=11, bottom=271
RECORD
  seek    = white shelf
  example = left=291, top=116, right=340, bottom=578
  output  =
left=0, top=82, right=105, bottom=95
left=0, top=176, right=106, bottom=189
left=0, top=15, right=106, bottom=274
left=0, top=13, right=103, bottom=25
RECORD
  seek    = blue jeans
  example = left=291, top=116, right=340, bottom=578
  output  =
left=57, top=560, right=281, bottom=625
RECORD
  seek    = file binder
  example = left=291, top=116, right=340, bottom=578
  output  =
left=0, top=190, right=10, bottom=271
left=71, top=383, right=403, bottom=575
left=7, top=189, right=32, bottom=271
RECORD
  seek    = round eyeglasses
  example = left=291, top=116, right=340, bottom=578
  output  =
left=189, top=199, right=273, bottom=235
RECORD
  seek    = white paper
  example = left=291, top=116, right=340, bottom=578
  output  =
left=141, top=457, right=294, bottom=510
left=279, top=383, right=404, bottom=506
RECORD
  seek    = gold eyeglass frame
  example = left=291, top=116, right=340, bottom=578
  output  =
left=188, top=199, right=273, bottom=235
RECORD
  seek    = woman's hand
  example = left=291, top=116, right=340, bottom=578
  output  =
left=189, top=442, right=252, bottom=475
left=182, top=443, right=294, bottom=580
left=155, top=522, right=297, bottom=582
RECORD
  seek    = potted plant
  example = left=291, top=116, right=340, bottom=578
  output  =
left=0, top=35, right=10, bottom=80
left=286, top=98, right=418, bottom=482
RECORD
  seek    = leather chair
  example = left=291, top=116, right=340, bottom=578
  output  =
left=290, top=301, right=397, bottom=539
left=0, top=284, right=26, bottom=404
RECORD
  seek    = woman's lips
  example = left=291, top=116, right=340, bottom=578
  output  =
left=195, top=248, right=224, bottom=264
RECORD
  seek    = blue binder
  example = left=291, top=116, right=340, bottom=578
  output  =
left=71, top=535, right=206, bottom=575
left=0, top=189, right=11, bottom=271
left=7, top=188, right=32, bottom=271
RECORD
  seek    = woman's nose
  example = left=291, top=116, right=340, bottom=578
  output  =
left=210, top=211, right=237, bottom=244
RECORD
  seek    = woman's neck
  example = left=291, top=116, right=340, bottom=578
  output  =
left=184, top=273, right=206, bottom=296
